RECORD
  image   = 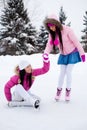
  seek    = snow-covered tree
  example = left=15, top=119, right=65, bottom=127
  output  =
left=59, top=6, right=71, bottom=26
left=25, top=22, right=38, bottom=54
left=81, top=11, right=87, bottom=52
left=0, top=0, right=37, bottom=55
left=0, top=0, right=6, bottom=7
left=37, top=26, right=48, bottom=52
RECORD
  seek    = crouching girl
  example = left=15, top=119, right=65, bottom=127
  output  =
left=4, top=54, right=50, bottom=108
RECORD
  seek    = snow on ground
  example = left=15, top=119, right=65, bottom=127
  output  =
left=0, top=53, right=87, bottom=130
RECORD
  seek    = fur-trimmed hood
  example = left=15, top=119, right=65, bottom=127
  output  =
left=14, top=65, right=20, bottom=75
left=44, top=14, right=63, bottom=32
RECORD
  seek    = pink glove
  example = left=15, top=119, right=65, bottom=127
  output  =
left=43, top=53, right=49, bottom=63
left=81, top=54, right=85, bottom=62
left=54, top=39, right=59, bottom=46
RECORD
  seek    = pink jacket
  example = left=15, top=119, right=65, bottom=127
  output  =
left=4, top=61, right=50, bottom=101
left=44, top=25, right=85, bottom=56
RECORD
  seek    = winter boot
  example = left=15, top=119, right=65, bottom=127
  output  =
left=55, top=88, right=62, bottom=101
left=65, top=88, right=71, bottom=101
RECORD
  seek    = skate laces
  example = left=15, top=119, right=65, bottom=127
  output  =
left=66, top=88, right=71, bottom=96
left=57, top=88, right=62, bottom=96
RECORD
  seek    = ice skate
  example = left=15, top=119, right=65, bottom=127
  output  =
left=8, top=100, right=33, bottom=107
left=55, top=88, right=62, bottom=101
left=34, top=100, right=40, bottom=109
left=65, top=88, right=71, bottom=101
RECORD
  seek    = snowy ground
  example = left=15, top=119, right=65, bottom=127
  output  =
left=0, top=54, right=87, bottom=130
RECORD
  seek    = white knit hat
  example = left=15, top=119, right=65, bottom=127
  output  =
left=18, top=60, right=31, bottom=70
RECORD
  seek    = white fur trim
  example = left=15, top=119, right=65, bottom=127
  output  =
left=43, top=59, right=49, bottom=63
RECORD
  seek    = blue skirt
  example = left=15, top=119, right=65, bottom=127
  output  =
left=57, top=51, right=81, bottom=65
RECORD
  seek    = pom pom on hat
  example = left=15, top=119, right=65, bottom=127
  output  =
left=18, top=60, right=31, bottom=70
left=47, top=14, right=59, bottom=20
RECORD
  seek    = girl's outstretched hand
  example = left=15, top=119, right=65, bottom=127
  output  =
left=42, top=53, right=49, bottom=63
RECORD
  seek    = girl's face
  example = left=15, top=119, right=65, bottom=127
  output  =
left=49, top=25, right=56, bottom=31
left=25, top=65, right=32, bottom=73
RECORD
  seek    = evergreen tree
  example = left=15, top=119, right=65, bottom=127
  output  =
left=0, top=0, right=6, bottom=7
left=37, top=26, right=48, bottom=52
left=59, top=6, right=71, bottom=26
left=25, top=22, right=38, bottom=54
left=81, top=11, right=87, bottom=52
left=0, top=0, right=37, bottom=55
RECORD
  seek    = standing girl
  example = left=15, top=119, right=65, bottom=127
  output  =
left=44, top=15, right=85, bottom=101
left=4, top=54, right=50, bottom=108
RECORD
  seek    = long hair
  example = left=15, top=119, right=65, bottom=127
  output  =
left=49, top=27, right=63, bottom=52
left=19, top=69, right=32, bottom=87
left=56, top=27, right=63, bottom=51
left=49, top=29, right=56, bottom=51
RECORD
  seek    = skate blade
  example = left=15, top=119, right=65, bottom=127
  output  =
left=8, top=101, right=33, bottom=108
left=65, top=99, right=70, bottom=102
left=55, top=98, right=60, bottom=102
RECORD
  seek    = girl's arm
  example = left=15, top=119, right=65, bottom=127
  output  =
left=44, top=34, right=53, bottom=54
left=4, top=75, right=19, bottom=101
left=68, top=27, right=85, bottom=62
left=68, top=27, right=85, bottom=56
left=32, top=54, right=50, bottom=76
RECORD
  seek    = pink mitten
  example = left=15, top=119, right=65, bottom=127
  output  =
left=81, top=54, right=85, bottom=62
left=43, top=53, right=49, bottom=63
